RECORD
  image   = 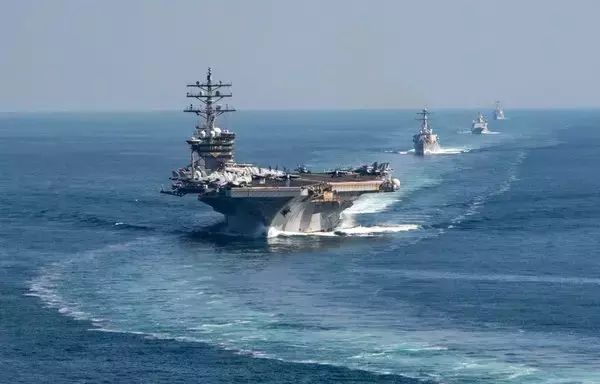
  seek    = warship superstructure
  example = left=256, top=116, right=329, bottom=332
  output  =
left=161, top=68, right=400, bottom=235
left=471, top=112, right=489, bottom=134
left=412, top=108, right=440, bottom=156
left=493, top=100, right=505, bottom=120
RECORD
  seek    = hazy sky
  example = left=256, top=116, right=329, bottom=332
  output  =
left=2, top=0, right=600, bottom=111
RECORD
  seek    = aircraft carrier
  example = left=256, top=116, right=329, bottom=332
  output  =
left=161, top=68, right=400, bottom=235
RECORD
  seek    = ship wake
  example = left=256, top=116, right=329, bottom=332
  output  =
left=388, top=147, right=470, bottom=155
left=425, top=147, right=471, bottom=155
left=267, top=224, right=420, bottom=238
left=26, top=235, right=600, bottom=384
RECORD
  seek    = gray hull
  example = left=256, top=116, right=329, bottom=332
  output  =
left=200, top=193, right=359, bottom=235
left=414, top=141, right=441, bottom=156
left=471, top=127, right=488, bottom=134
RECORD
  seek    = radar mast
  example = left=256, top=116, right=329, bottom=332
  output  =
left=416, top=108, right=433, bottom=134
left=184, top=67, right=236, bottom=131
left=184, top=68, right=237, bottom=176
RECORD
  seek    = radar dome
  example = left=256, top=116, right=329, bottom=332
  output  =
left=199, top=130, right=207, bottom=137
left=210, top=131, right=216, bottom=137
left=213, top=127, right=222, bottom=134
left=392, top=178, right=401, bottom=189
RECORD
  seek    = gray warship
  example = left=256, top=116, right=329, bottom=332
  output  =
left=412, top=108, right=440, bottom=155
left=493, top=100, right=505, bottom=120
left=471, top=112, right=489, bottom=134
left=161, top=68, right=401, bottom=235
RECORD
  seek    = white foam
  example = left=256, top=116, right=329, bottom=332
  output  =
left=426, top=147, right=471, bottom=155
left=337, top=224, right=420, bottom=235
left=392, top=147, right=470, bottom=155
left=343, top=193, right=399, bottom=214
left=506, top=367, right=539, bottom=380
left=458, top=130, right=501, bottom=135
left=267, top=228, right=337, bottom=238
left=267, top=224, right=419, bottom=238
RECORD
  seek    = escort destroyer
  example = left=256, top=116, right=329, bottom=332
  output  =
left=493, top=100, right=506, bottom=120
left=412, top=108, right=440, bottom=155
left=471, top=112, right=489, bottom=134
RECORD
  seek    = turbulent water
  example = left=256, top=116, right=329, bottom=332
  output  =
left=1, top=109, right=600, bottom=383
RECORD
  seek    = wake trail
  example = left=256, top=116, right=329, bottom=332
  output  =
left=449, top=150, right=526, bottom=228
left=387, top=147, right=471, bottom=155
left=267, top=224, right=420, bottom=238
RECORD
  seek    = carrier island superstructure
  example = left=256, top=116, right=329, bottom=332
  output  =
left=161, top=68, right=400, bottom=235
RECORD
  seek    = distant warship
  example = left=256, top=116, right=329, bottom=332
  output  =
left=471, top=112, right=489, bottom=134
left=412, top=108, right=440, bottom=155
left=161, top=68, right=400, bottom=235
left=493, top=101, right=505, bottom=120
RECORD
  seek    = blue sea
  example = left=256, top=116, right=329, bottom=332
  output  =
left=1, top=109, right=599, bottom=383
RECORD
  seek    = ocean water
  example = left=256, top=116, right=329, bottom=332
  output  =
left=1, top=109, right=600, bottom=383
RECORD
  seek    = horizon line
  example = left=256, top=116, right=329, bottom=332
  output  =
left=3, top=106, right=600, bottom=115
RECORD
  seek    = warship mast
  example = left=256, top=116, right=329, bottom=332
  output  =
left=416, top=108, right=432, bottom=134
left=184, top=67, right=236, bottom=178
